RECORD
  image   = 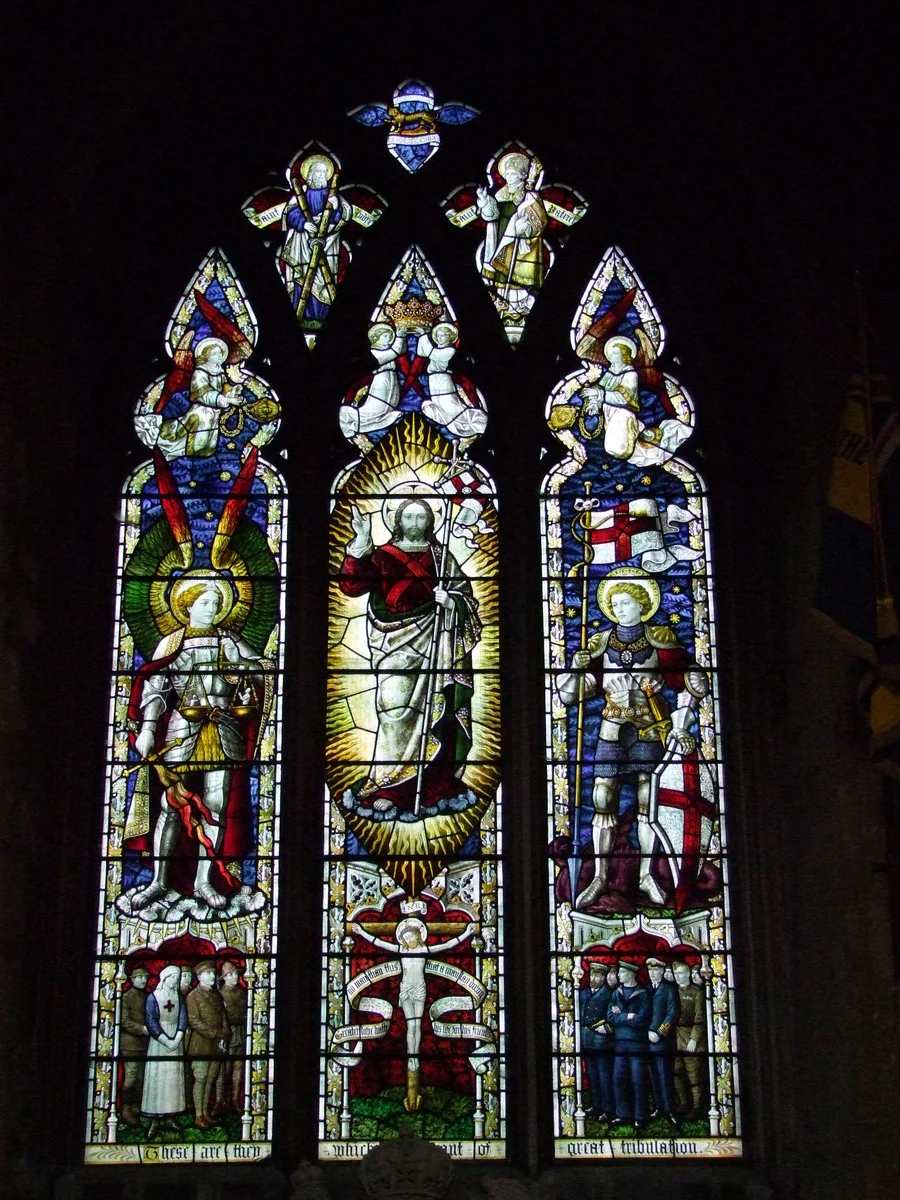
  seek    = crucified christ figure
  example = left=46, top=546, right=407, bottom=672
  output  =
left=351, top=915, right=474, bottom=1111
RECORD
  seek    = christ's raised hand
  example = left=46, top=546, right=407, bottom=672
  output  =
left=349, top=505, right=371, bottom=541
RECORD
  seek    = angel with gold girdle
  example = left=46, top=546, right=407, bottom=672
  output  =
left=127, top=570, right=272, bottom=913
left=120, top=443, right=276, bottom=918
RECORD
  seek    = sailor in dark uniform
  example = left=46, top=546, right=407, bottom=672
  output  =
left=607, top=959, right=652, bottom=1130
left=647, top=955, right=680, bottom=1125
left=579, top=960, right=617, bottom=1120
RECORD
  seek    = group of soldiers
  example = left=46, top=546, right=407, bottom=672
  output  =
left=579, top=955, right=708, bottom=1130
left=119, top=958, right=247, bottom=1138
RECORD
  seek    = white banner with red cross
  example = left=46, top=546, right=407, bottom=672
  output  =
left=444, top=468, right=494, bottom=544
left=574, top=497, right=701, bottom=573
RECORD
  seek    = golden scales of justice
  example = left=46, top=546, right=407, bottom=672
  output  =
left=177, top=685, right=258, bottom=723
left=179, top=652, right=259, bottom=722
left=121, top=675, right=258, bottom=777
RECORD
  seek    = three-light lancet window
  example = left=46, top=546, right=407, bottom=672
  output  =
left=85, top=85, right=740, bottom=1168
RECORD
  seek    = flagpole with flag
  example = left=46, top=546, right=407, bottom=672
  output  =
left=812, top=276, right=900, bottom=668
left=813, top=272, right=900, bottom=975
left=566, top=481, right=593, bottom=906
left=852, top=273, right=900, bottom=779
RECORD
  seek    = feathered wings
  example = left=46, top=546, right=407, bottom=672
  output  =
left=443, top=143, right=587, bottom=234
left=348, top=80, right=477, bottom=173
left=123, top=446, right=280, bottom=664
left=154, top=291, right=252, bottom=418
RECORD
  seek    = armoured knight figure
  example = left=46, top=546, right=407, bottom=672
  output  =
left=130, top=575, right=270, bottom=912
left=558, top=567, right=708, bottom=908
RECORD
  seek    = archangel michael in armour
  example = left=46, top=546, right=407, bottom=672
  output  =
left=126, top=572, right=272, bottom=914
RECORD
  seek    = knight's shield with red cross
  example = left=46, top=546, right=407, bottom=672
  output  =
left=650, top=751, right=717, bottom=913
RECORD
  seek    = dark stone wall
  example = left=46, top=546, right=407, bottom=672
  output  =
left=2, top=4, right=897, bottom=1197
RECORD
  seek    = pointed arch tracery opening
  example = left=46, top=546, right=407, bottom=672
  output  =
left=86, top=251, right=286, bottom=1163
left=542, top=247, right=739, bottom=1156
left=320, top=247, right=505, bottom=1159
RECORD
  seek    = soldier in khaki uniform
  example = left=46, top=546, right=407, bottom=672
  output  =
left=673, top=958, right=707, bottom=1118
left=186, top=959, right=230, bottom=1129
left=119, top=963, right=150, bottom=1127
left=215, top=960, right=248, bottom=1114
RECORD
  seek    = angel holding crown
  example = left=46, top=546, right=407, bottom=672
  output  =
left=339, top=322, right=406, bottom=438
left=417, top=321, right=488, bottom=440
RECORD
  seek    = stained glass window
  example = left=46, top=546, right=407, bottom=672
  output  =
left=444, top=143, right=587, bottom=345
left=85, top=89, right=745, bottom=1173
left=543, top=248, right=740, bottom=1158
left=320, top=247, right=505, bottom=1160
left=85, top=250, right=286, bottom=1164
left=349, top=80, right=478, bottom=173
left=243, top=142, right=385, bottom=348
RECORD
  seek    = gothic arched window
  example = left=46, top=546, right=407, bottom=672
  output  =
left=87, top=251, right=287, bottom=1161
left=542, top=248, right=738, bottom=1155
left=84, top=85, right=740, bottom=1170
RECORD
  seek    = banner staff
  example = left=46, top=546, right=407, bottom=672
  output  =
left=414, top=443, right=460, bottom=817
left=566, top=480, right=593, bottom=903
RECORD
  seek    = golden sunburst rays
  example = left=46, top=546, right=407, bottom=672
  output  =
left=327, top=411, right=501, bottom=895
left=344, top=794, right=491, bottom=896
left=325, top=626, right=502, bottom=795
left=330, top=414, right=498, bottom=565
left=324, top=674, right=501, bottom=800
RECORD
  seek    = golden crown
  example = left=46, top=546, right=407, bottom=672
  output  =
left=385, top=297, right=443, bottom=328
